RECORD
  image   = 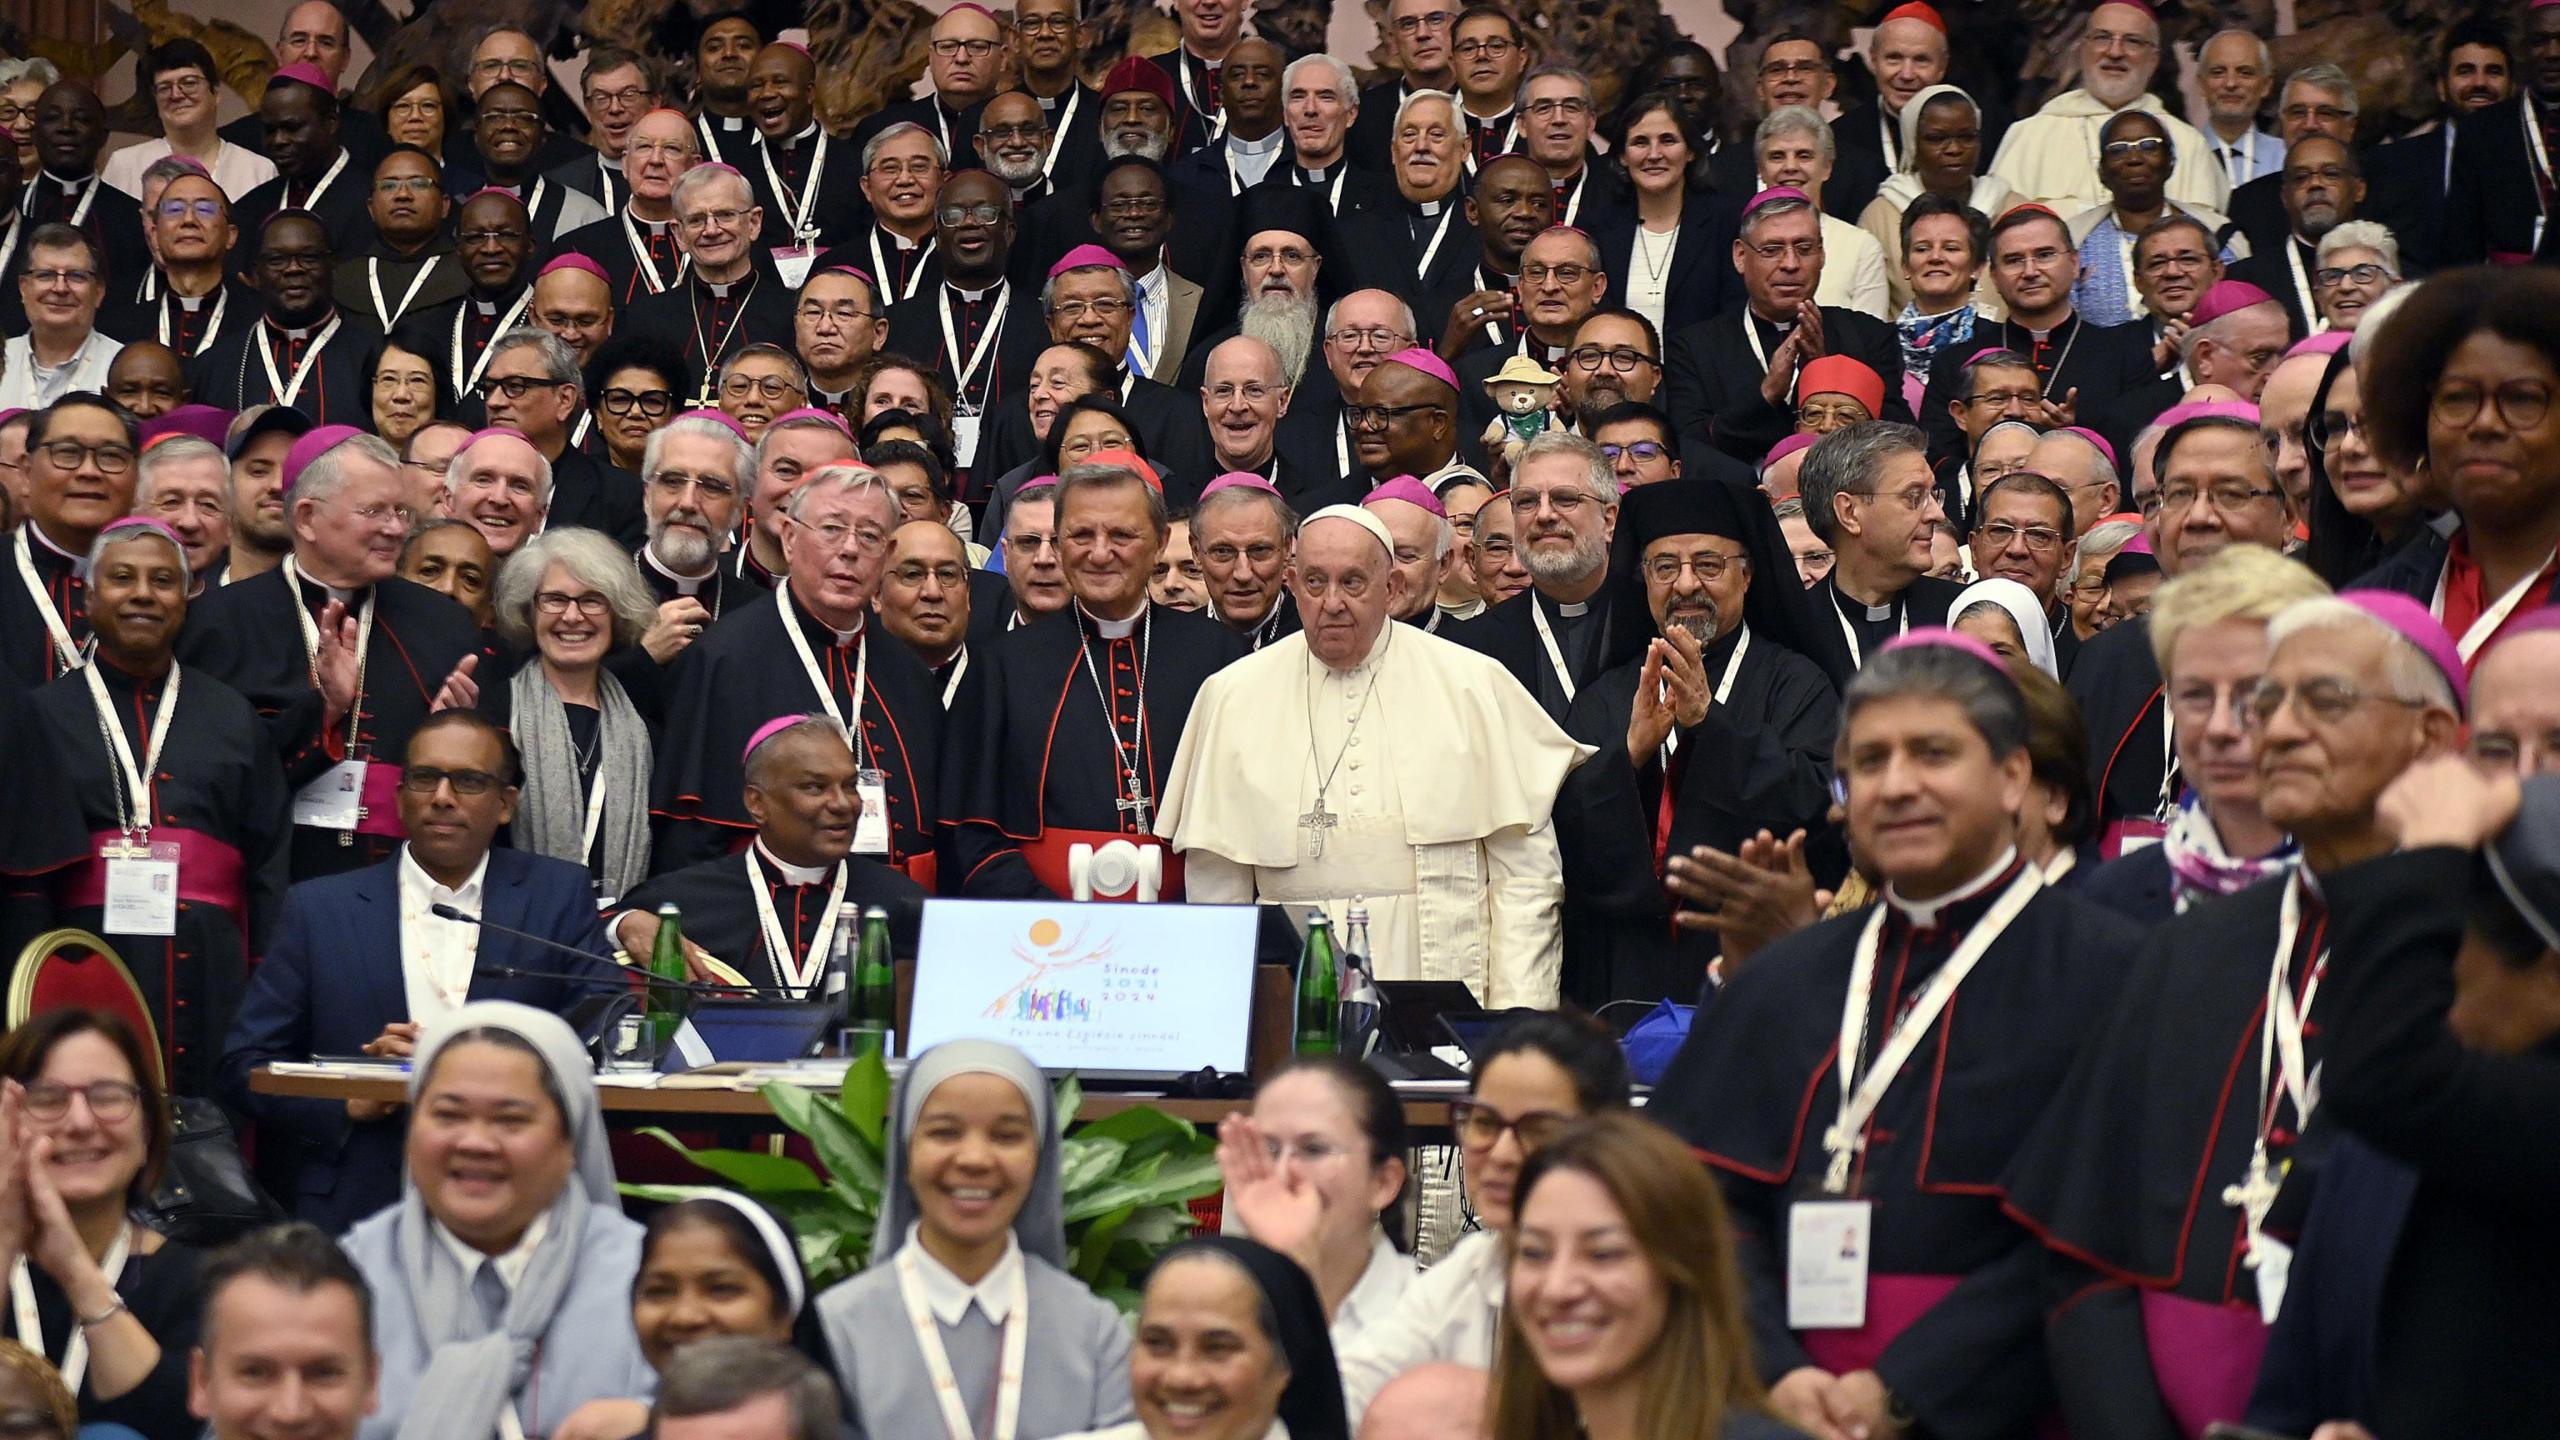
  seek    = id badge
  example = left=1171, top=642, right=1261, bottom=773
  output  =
left=952, top=411, right=982, bottom=468
left=103, top=840, right=181, bottom=937
left=772, top=245, right=817, bottom=289
left=1787, top=1200, right=1873, bottom=1330
left=292, top=759, right=367, bottom=830
left=853, top=767, right=891, bottom=854
left=2252, top=1234, right=2295, bottom=1325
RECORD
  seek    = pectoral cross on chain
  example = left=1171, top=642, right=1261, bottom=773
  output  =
left=1117, top=774, right=1153, bottom=833
left=1299, top=800, right=1337, bottom=858
left=2221, top=1150, right=2284, bottom=1267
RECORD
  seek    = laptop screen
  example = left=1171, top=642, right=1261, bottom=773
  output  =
left=908, top=900, right=1261, bottom=1077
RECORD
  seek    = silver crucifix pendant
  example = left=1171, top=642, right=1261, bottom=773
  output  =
left=1298, top=801, right=1337, bottom=858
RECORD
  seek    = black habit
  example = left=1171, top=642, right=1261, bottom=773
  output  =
left=620, top=847, right=927, bottom=996
left=1663, top=305, right=1913, bottom=465
left=186, top=310, right=382, bottom=430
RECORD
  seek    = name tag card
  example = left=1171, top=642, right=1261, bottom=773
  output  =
left=103, top=839, right=183, bottom=937
left=853, top=768, right=890, bottom=855
left=772, top=245, right=817, bottom=289
left=952, top=412, right=982, bottom=469
left=1788, top=1200, right=1873, bottom=1330
left=291, top=760, right=367, bottom=830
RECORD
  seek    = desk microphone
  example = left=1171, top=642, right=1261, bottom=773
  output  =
left=432, top=903, right=768, bottom=997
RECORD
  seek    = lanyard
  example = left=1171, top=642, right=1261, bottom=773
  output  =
left=290, top=149, right=349, bottom=212
left=1415, top=205, right=1456, bottom=279
left=1831, top=587, right=1905, bottom=668
left=285, top=556, right=374, bottom=755
left=596, top=155, right=624, bottom=214
left=894, top=1246, right=1028, bottom=1440
left=872, top=229, right=937, bottom=302
left=941, top=646, right=969, bottom=707
left=2283, top=242, right=2327, bottom=335
left=745, top=846, right=849, bottom=993
left=258, top=315, right=343, bottom=409
left=29, top=174, right=100, bottom=229
left=1334, top=415, right=1350, bottom=477
left=690, top=275, right=762, bottom=374
left=1880, top=106, right=1901, bottom=169
left=938, top=283, right=1011, bottom=408
left=697, top=112, right=736, bottom=159
left=622, top=213, right=688, bottom=294
left=780, top=592, right=868, bottom=733
left=1556, top=171, right=1584, bottom=226
left=0, top=214, right=23, bottom=286
left=82, top=661, right=181, bottom=842
left=1528, top=596, right=1578, bottom=702
left=2259, top=873, right=2325, bottom=1138
left=12, top=1225, right=131, bottom=1396
left=1040, top=89, right=1081, bottom=182
left=2526, top=101, right=2553, bottom=249
left=1744, top=314, right=1788, bottom=391
left=758, top=130, right=832, bottom=241
left=1306, top=166, right=1347, bottom=212
left=367, top=255, right=441, bottom=329
left=161, top=286, right=228, bottom=352
left=452, top=291, right=531, bottom=401
left=1658, top=627, right=1749, bottom=765
left=13, top=528, right=86, bottom=674
left=2434, top=543, right=2558, bottom=661
left=1178, top=56, right=1227, bottom=141
left=1822, top=865, right=2041, bottom=1194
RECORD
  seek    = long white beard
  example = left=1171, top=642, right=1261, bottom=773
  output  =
left=1103, top=130, right=1172, bottom=162
left=1238, top=292, right=1316, bottom=385
left=988, top=153, right=1045, bottom=189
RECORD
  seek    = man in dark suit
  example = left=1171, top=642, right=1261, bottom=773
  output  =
left=1346, top=0, right=1463, bottom=166
left=1795, top=419, right=1960, bottom=674
left=2226, top=136, right=2364, bottom=337
left=1450, top=429, right=1623, bottom=719
left=2364, top=18, right=2514, bottom=275
left=219, top=711, right=627, bottom=1233
left=1825, top=3, right=1952, bottom=220
left=2441, top=6, right=2560, bottom=267
left=1338, top=92, right=1484, bottom=349
left=1662, top=186, right=1909, bottom=466
left=2225, top=61, right=2363, bottom=262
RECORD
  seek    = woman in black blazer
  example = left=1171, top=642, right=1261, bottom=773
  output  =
left=1590, top=91, right=1742, bottom=340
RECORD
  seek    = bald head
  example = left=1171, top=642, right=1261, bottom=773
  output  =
left=1357, top=1364, right=1488, bottom=1440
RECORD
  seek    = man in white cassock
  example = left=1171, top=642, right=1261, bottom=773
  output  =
left=1156, top=505, right=1591, bottom=1009
left=1989, top=1, right=2230, bottom=218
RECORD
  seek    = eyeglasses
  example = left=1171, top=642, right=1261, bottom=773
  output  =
left=627, top=138, right=697, bottom=161
left=478, top=374, right=568, bottom=400
left=1600, top=440, right=1670, bottom=464
left=1759, top=58, right=1829, bottom=77
left=472, top=56, right=544, bottom=78
left=1965, top=388, right=2042, bottom=410
left=1569, top=345, right=1657, bottom=372
left=1996, top=247, right=2070, bottom=273
left=1453, top=37, right=1516, bottom=58
left=2433, top=380, right=2553, bottom=430
left=2306, top=408, right=2369, bottom=450
left=600, top=386, right=676, bottom=417
left=37, top=440, right=134, bottom=474
left=0, top=104, right=28, bottom=125
left=1259, top=1135, right=1355, bottom=1166
left=722, top=373, right=807, bottom=401
left=400, top=765, right=505, bottom=795
left=1013, top=14, right=1077, bottom=33
left=1448, top=1098, right=1572, bottom=1151
left=1204, top=542, right=1284, bottom=565
left=457, top=227, right=529, bottom=246
left=798, top=301, right=879, bottom=325
left=1797, top=402, right=1871, bottom=428
left=1053, top=297, right=1129, bottom=321
left=650, top=469, right=739, bottom=501
left=1099, top=195, right=1166, bottom=217
left=1745, top=239, right=1821, bottom=263
left=1205, top=381, right=1280, bottom=405
left=2243, top=675, right=2427, bottom=730
left=930, top=37, right=999, bottom=57
left=678, top=207, right=753, bottom=233
left=978, top=122, right=1051, bottom=145
left=937, top=202, right=1006, bottom=226
left=154, top=197, right=223, bottom=220
left=1522, top=97, right=1590, bottom=120
left=2169, top=677, right=2255, bottom=724
left=2313, top=262, right=2391, bottom=288
left=892, top=561, right=968, bottom=587
left=1850, top=484, right=1936, bottom=512
left=787, top=514, right=890, bottom=555
left=2145, top=481, right=2283, bottom=516
left=1246, top=246, right=1314, bottom=268
left=21, top=1079, right=141, bottom=1122
left=153, top=74, right=210, bottom=100
left=585, top=84, right=652, bottom=111
left=1518, top=487, right=1594, bottom=515
left=1475, top=537, right=1516, bottom=561
left=1344, top=402, right=1444, bottom=428
left=2101, top=136, right=2167, bottom=159
left=2085, top=28, right=2158, bottom=53
left=22, top=268, right=97, bottom=289
left=2281, top=102, right=2354, bottom=126
left=1642, top=551, right=1743, bottom=584
left=1327, top=326, right=1411, bottom=352
left=869, top=158, right=943, bottom=180
left=534, top=590, right=612, bottom=616
left=477, top=106, right=542, bottom=127
left=1975, top=519, right=2065, bottom=552
left=1391, top=9, right=1456, bottom=34
left=371, top=176, right=439, bottom=197
left=1520, top=262, right=1591, bottom=286
left=2138, top=250, right=2212, bottom=276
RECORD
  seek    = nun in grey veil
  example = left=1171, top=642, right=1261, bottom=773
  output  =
left=818, top=1039, right=1135, bottom=1439
left=340, top=1001, right=656, bottom=1440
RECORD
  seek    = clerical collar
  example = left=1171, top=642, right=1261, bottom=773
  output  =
left=1412, top=196, right=1448, bottom=217
left=1885, top=846, right=2022, bottom=929
left=1228, top=128, right=1284, bottom=160
left=786, top=120, right=820, bottom=148
left=1749, top=308, right=1795, bottom=334
left=948, top=280, right=999, bottom=302
left=752, top=837, right=832, bottom=887
left=1298, top=161, right=1336, bottom=181
left=627, top=211, right=671, bottom=232
left=1554, top=599, right=1590, bottom=618
left=883, top=228, right=922, bottom=250
left=703, top=276, right=743, bottom=297
left=1079, top=602, right=1142, bottom=639
left=712, top=114, right=748, bottom=131
left=266, top=316, right=324, bottom=341
left=174, top=291, right=205, bottom=312
left=792, top=590, right=864, bottom=645
left=642, top=544, right=714, bottom=591
left=294, top=570, right=358, bottom=606
left=600, top=154, right=625, bottom=173
left=24, top=522, right=82, bottom=571
left=473, top=298, right=497, bottom=317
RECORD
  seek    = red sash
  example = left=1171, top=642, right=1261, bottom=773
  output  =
left=1798, top=1274, right=1962, bottom=1378
left=61, top=827, right=251, bottom=948
left=352, top=761, right=409, bottom=839
left=2139, top=1291, right=2269, bottom=1438
left=1020, top=828, right=1184, bottom=902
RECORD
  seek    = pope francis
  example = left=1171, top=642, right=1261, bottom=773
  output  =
left=1156, top=504, right=1593, bottom=1009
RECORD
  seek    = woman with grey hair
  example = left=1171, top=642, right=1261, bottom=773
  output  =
left=2312, top=220, right=2401, bottom=333
left=487, top=526, right=660, bottom=898
left=0, top=58, right=59, bottom=182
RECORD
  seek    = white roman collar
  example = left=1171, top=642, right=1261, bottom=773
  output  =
left=752, top=837, right=831, bottom=887
left=642, top=544, right=714, bottom=593
left=1080, top=602, right=1142, bottom=639
left=1884, top=845, right=2021, bottom=929
left=1228, top=128, right=1284, bottom=159
left=905, top=1222, right=1026, bottom=1325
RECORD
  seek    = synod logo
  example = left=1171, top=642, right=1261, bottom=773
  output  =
left=986, top=915, right=1112, bottom=1023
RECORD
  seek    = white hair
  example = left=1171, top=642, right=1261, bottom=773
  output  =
left=1757, top=104, right=1836, bottom=163
left=135, top=436, right=226, bottom=506
left=1283, top=52, right=1356, bottom=103
left=292, top=433, right=399, bottom=510
left=2316, top=220, right=2401, bottom=278
left=2265, top=595, right=2459, bottom=716
left=2202, top=27, right=2271, bottom=73
left=455, top=429, right=556, bottom=505
left=642, top=413, right=754, bottom=488
left=671, top=164, right=752, bottom=214
left=1394, top=88, right=1458, bottom=135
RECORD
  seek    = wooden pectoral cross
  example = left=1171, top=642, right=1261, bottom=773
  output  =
left=1298, top=800, right=1337, bottom=858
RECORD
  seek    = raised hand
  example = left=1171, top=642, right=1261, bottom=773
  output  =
left=643, top=597, right=714, bottom=663
left=1627, top=642, right=1675, bottom=765
left=2033, top=387, right=2081, bottom=430
left=1660, top=622, right=1711, bottom=728
left=1214, top=1113, right=1324, bottom=1268
left=314, top=601, right=360, bottom=723
left=429, top=654, right=481, bottom=713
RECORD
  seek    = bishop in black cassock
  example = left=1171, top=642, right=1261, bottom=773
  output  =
left=187, top=211, right=381, bottom=430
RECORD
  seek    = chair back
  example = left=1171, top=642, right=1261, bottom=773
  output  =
left=6, top=931, right=166, bottom=1090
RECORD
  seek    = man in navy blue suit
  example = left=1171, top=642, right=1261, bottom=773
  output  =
left=219, top=709, right=628, bottom=1233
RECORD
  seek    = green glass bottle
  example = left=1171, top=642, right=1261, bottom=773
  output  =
left=1295, top=913, right=1341, bottom=1055
left=846, top=904, right=897, bottom=1058
left=646, top=903, right=687, bottom=1053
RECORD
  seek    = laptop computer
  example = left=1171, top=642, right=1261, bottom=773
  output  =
left=657, top=998, right=839, bottom=1074
left=906, top=899, right=1261, bottom=1084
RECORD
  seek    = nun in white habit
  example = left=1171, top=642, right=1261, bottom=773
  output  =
left=342, top=1001, right=654, bottom=1440
left=817, top=1038, right=1134, bottom=1440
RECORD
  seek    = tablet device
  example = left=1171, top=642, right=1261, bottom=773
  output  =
left=658, top=999, right=838, bottom=1074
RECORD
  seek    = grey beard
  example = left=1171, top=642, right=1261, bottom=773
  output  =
left=1524, top=529, right=1608, bottom=587
left=988, top=154, right=1045, bottom=189
left=1103, top=131, right=1172, bottom=162
left=1670, top=602, right=1715, bottom=645
left=652, top=521, right=717, bottom=572
left=1238, top=293, right=1316, bottom=385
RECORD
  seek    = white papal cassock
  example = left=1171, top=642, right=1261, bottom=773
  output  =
left=1990, top=89, right=2232, bottom=219
left=1155, top=620, right=1592, bottom=1009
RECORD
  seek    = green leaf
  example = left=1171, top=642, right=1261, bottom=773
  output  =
left=840, top=1047, right=892, bottom=1149
left=768, top=1084, right=886, bottom=1195
left=1057, top=1136, right=1127, bottom=1196
left=1110, top=1205, right=1195, bottom=1250
left=1073, top=1203, right=1136, bottom=1282
left=1052, top=1073, right=1084, bottom=1133
left=631, top=1127, right=823, bottom=1191
left=1071, top=1104, right=1200, bottom=1169
left=616, top=1182, right=734, bottom=1205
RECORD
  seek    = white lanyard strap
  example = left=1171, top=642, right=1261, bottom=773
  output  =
left=744, top=847, right=849, bottom=993
left=2526, top=101, right=2554, bottom=246
left=258, top=315, right=343, bottom=409
left=368, top=255, right=441, bottom=329
left=1528, top=597, right=1577, bottom=703
left=758, top=131, right=831, bottom=241
left=1661, top=627, right=1749, bottom=765
left=291, top=149, right=349, bottom=212
left=13, top=528, right=85, bottom=674
left=162, top=286, right=228, bottom=352
left=81, top=661, right=181, bottom=841
left=597, top=155, right=623, bottom=213
left=1179, top=57, right=1227, bottom=141
left=1415, top=206, right=1455, bottom=279
left=1744, top=315, right=1793, bottom=398
left=941, top=646, right=969, bottom=707
left=1823, top=866, right=2042, bottom=1194
left=12, top=1224, right=130, bottom=1396
left=453, top=291, right=532, bottom=400
left=623, top=213, right=688, bottom=294
left=284, top=555, right=374, bottom=752
left=1557, top=171, right=1584, bottom=226
left=1831, top=587, right=1905, bottom=670
left=2284, top=243, right=2327, bottom=335
left=2260, top=873, right=2324, bottom=1134
left=1039, top=89, right=1081, bottom=182
left=894, top=1247, right=1028, bottom=1440
left=939, top=283, right=1011, bottom=405
left=2434, top=543, right=2557, bottom=662
left=872, top=230, right=937, bottom=302
left=780, top=591, right=868, bottom=732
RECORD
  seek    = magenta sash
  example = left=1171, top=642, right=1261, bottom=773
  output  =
left=61, top=828, right=248, bottom=916
left=2139, top=1291, right=2268, bottom=1438
left=353, top=759, right=409, bottom=838
left=1799, top=1275, right=1963, bottom=1377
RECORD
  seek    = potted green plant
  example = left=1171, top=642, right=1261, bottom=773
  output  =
left=622, top=1048, right=1226, bottom=1309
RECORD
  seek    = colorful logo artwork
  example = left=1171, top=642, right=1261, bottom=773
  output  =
left=988, top=915, right=1112, bottom=1022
